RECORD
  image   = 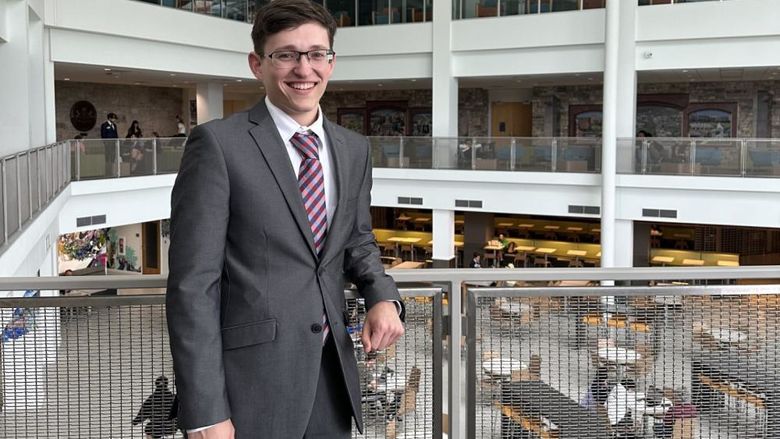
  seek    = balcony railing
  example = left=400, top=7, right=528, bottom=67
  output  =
left=618, top=137, right=780, bottom=178
left=1, top=267, right=779, bottom=437
left=456, top=0, right=605, bottom=20
left=639, top=0, right=726, bottom=5
left=0, top=142, right=70, bottom=252
left=134, top=0, right=433, bottom=26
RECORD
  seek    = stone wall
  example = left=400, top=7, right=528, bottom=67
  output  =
left=531, top=80, right=779, bottom=138
left=55, top=81, right=184, bottom=141
left=321, top=87, right=489, bottom=137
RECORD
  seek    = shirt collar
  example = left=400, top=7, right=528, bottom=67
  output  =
left=265, top=97, right=325, bottom=147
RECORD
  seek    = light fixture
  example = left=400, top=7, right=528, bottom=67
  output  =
left=104, top=68, right=112, bottom=72
left=378, top=83, right=383, bottom=87
left=63, top=78, right=70, bottom=81
left=169, top=73, right=176, bottom=77
left=410, top=79, right=417, bottom=82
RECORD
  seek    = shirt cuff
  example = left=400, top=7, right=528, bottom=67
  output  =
left=187, top=423, right=217, bottom=433
left=389, top=300, right=402, bottom=315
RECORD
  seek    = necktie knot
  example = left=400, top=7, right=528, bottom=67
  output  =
left=290, top=131, right=320, bottom=160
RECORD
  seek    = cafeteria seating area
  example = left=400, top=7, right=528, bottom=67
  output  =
left=372, top=208, right=760, bottom=270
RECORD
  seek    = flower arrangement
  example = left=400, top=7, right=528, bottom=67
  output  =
left=59, top=230, right=108, bottom=261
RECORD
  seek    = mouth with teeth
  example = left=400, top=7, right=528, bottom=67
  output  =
left=287, top=81, right=317, bottom=91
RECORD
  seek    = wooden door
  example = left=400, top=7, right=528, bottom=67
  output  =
left=491, top=102, right=532, bottom=137
left=142, top=221, right=161, bottom=275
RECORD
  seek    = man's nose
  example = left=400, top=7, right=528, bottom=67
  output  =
left=293, top=55, right=315, bottom=75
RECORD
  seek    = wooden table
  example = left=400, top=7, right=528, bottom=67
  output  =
left=515, top=245, right=536, bottom=267
left=484, top=244, right=504, bottom=266
left=566, top=249, right=587, bottom=267
left=389, top=261, right=424, bottom=270
left=682, top=258, right=705, bottom=266
left=387, top=236, right=422, bottom=260
left=651, top=255, right=674, bottom=266
left=535, top=247, right=556, bottom=266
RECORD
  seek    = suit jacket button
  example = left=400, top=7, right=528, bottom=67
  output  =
left=311, top=323, right=323, bottom=333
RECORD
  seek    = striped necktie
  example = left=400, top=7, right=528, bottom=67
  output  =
left=290, top=130, right=329, bottom=342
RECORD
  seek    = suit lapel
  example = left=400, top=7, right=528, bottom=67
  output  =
left=248, top=102, right=318, bottom=259
left=320, top=119, right=349, bottom=265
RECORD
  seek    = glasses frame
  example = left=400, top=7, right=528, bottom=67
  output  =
left=264, top=49, right=336, bottom=67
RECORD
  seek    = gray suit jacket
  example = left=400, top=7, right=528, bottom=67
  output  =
left=166, top=101, right=401, bottom=437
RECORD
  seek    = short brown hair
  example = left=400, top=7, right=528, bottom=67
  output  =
left=251, top=0, right=337, bottom=56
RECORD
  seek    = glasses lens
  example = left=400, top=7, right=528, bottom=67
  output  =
left=308, top=50, right=329, bottom=63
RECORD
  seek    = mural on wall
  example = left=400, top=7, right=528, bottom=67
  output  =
left=687, top=109, right=733, bottom=138
left=368, top=107, right=406, bottom=136
left=636, top=105, right=683, bottom=137
left=410, top=109, right=432, bottom=136
left=573, top=110, right=602, bottom=137
left=59, top=230, right=107, bottom=262
left=107, top=229, right=140, bottom=272
left=2, top=290, right=39, bottom=343
left=337, top=108, right=366, bottom=134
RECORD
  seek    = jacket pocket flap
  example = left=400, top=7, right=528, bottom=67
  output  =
left=221, top=318, right=277, bottom=350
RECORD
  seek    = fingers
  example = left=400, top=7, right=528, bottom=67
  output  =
left=361, top=319, right=373, bottom=353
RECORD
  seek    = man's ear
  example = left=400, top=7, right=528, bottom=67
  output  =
left=248, top=52, right=263, bottom=80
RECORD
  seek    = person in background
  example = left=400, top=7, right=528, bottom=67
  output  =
left=126, top=120, right=146, bottom=175
left=100, top=112, right=119, bottom=177
left=175, top=115, right=186, bottom=137
left=655, top=388, right=698, bottom=438
left=469, top=252, right=483, bottom=268
left=132, top=375, right=177, bottom=439
left=126, top=120, right=143, bottom=139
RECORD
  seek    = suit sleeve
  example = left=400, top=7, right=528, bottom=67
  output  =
left=343, top=138, right=403, bottom=314
left=166, top=124, right=231, bottom=429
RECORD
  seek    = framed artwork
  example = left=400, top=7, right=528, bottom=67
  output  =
left=367, top=101, right=407, bottom=136
left=409, top=108, right=432, bottom=136
left=117, top=237, right=126, bottom=256
left=337, top=108, right=366, bottom=134
left=568, top=105, right=603, bottom=137
left=684, top=103, right=737, bottom=138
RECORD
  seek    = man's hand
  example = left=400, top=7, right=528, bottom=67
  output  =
left=188, top=419, right=235, bottom=439
left=361, top=301, right=404, bottom=353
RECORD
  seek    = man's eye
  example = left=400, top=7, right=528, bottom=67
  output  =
left=276, top=52, right=295, bottom=61
left=310, top=51, right=327, bottom=60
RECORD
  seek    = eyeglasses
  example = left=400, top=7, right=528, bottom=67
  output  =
left=264, top=49, right=335, bottom=68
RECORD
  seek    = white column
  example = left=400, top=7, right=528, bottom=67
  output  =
left=196, top=82, right=224, bottom=124
left=614, top=219, right=634, bottom=268
left=431, top=0, right=458, bottom=168
left=600, top=0, right=636, bottom=268
left=0, top=0, right=32, bottom=155
left=432, top=209, right=455, bottom=264
left=43, top=27, right=57, bottom=144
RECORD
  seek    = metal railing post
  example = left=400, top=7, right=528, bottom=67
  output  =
left=510, top=138, right=516, bottom=171
left=471, top=137, right=477, bottom=170
left=551, top=137, right=558, bottom=172
left=27, top=151, right=33, bottom=219
left=641, top=138, right=649, bottom=174
left=740, top=138, right=747, bottom=177
left=152, top=138, right=158, bottom=175
left=689, top=139, right=697, bottom=175
left=75, top=140, right=81, bottom=181
left=432, top=290, right=443, bottom=439
left=449, top=279, right=463, bottom=439
left=431, top=137, right=438, bottom=169
left=1, top=159, right=7, bottom=242
left=466, top=288, right=477, bottom=439
left=115, top=139, right=121, bottom=177
left=16, top=155, right=22, bottom=230
left=398, top=137, right=405, bottom=168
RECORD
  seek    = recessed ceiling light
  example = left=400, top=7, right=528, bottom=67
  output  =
left=236, top=79, right=242, bottom=82
left=410, top=79, right=416, bottom=82
left=682, top=69, right=688, bottom=73
left=64, top=78, right=70, bottom=81
left=169, top=73, right=176, bottom=77
left=574, top=73, right=581, bottom=77
left=104, top=68, right=112, bottom=72
left=378, top=83, right=383, bottom=87
left=172, top=84, right=177, bottom=87
left=134, top=82, right=140, bottom=85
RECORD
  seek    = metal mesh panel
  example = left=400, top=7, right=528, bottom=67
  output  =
left=348, top=292, right=440, bottom=438
left=0, top=290, right=439, bottom=438
left=469, top=286, right=780, bottom=439
left=0, top=297, right=175, bottom=438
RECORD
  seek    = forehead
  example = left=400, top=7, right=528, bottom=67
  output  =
left=264, top=22, right=330, bottom=52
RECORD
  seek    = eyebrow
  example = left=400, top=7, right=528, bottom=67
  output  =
left=270, top=44, right=330, bottom=52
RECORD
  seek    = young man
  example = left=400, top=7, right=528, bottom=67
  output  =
left=166, top=1, right=404, bottom=438
left=100, top=112, right=119, bottom=177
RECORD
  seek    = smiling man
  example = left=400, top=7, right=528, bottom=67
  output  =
left=166, top=1, right=404, bottom=438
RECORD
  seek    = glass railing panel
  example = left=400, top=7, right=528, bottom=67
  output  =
left=46, top=146, right=54, bottom=200
left=121, top=139, right=156, bottom=178
left=471, top=0, right=498, bottom=18
left=405, top=0, right=431, bottom=22
left=692, top=138, right=740, bottom=176
left=222, top=0, right=248, bottom=21
left=329, top=0, right=356, bottom=26
left=404, top=137, right=434, bottom=169
left=0, top=163, right=4, bottom=246
left=78, top=140, right=112, bottom=180
left=461, top=137, right=514, bottom=171
left=556, top=137, right=601, bottom=173
left=745, top=139, right=780, bottom=178
left=550, top=0, right=579, bottom=12
left=514, top=137, right=555, bottom=172
left=500, top=0, right=526, bottom=16
left=582, top=0, right=605, bottom=9
left=156, top=138, right=187, bottom=174
left=5, top=157, right=19, bottom=237
left=646, top=138, right=694, bottom=175
left=362, top=0, right=401, bottom=24
left=18, top=153, right=30, bottom=225
left=369, top=136, right=404, bottom=167
left=616, top=137, right=638, bottom=174
left=29, top=149, right=39, bottom=215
